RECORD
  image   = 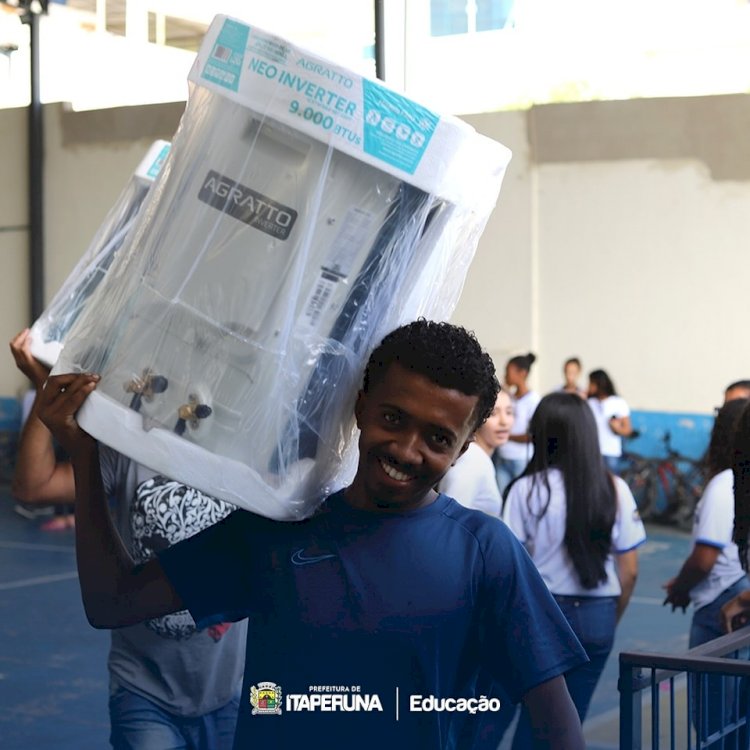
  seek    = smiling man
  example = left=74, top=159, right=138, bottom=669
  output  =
left=40, top=319, right=587, bottom=749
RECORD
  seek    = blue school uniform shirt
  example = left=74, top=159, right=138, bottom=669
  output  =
left=158, top=491, right=586, bottom=749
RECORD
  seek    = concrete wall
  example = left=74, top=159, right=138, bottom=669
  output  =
left=1, top=93, right=748, bottom=415
left=460, top=94, right=750, bottom=414
left=0, top=101, right=182, bottom=399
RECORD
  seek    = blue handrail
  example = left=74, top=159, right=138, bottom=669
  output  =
left=619, top=627, right=750, bottom=749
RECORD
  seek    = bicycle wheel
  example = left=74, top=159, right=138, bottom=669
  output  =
left=632, top=458, right=683, bottom=527
left=668, top=477, right=699, bottom=531
left=667, top=461, right=705, bottom=531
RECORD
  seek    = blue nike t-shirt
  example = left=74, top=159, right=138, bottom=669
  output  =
left=158, top=491, right=586, bottom=749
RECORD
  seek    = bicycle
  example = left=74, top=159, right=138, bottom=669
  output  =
left=618, top=435, right=658, bottom=519
left=620, top=430, right=706, bottom=530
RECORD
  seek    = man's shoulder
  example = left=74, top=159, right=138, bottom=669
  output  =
left=439, top=496, right=520, bottom=550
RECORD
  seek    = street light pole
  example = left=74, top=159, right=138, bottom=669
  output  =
left=2, top=0, right=48, bottom=322
left=21, top=1, right=47, bottom=322
left=374, top=0, right=385, bottom=82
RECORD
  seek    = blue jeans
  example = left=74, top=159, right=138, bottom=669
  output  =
left=603, top=455, right=622, bottom=474
left=511, top=596, right=616, bottom=748
left=109, top=684, right=240, bottom=750
left=689, top=576, right=750, bottom=740
left=553, top=596, right=617, bottom=721
left=493, top=456, right=527, bottom=497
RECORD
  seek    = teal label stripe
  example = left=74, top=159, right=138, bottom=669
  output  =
left=146, top=144, right=171, bottom=180
left=201, top=19, right=250, bottom=92
left=361, top=80, right=439, bottom=174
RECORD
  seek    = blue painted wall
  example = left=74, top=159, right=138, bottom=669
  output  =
left=625, top=409, right=713, bottom=461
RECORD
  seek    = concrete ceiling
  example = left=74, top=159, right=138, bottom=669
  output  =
left=63, top=0, right=207, bottom=50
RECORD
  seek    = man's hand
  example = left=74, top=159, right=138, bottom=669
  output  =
left=662, top=578, right=690, bottom=612
left=9, top=328, right=50, bottom=391
left=37, top=373, right=100, bottom=460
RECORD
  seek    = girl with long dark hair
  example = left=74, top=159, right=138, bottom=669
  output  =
left=503, top=392, right=645, bottom=733
left=664, top=398, right=749, bottom=628
left=721, top=400, right=750, bottom=629
left=664, top=398, right=749, bottom=738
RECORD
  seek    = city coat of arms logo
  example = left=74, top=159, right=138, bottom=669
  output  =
left=250, top=681, right=283, bottom=715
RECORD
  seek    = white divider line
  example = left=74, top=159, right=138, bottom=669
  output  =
left=0, top=571, right=78, bottom=590
left=630, top=595, right=667, bottom=605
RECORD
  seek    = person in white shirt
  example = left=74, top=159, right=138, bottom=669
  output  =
left=664, top=398, right=750, bottom=739
left=440, top=389, right=514, bottom=516
left=723, top=400, right=750, bottom=631
left=503, top=392, right=645, bottom=742
left=495, top=352, right=541, bottom=495
left=587, top=369, right=633, bottom=473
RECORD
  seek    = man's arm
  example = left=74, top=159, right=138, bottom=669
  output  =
left=9, top=328, right=75, bottom=504
left=38, top=373, right=184, bottom=629
left=12, top=396, right=76, bottom=504
left=522, top=675, right=585, bottom=749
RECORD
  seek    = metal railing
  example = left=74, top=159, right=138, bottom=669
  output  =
left=620, top=628, right=750, bottom=749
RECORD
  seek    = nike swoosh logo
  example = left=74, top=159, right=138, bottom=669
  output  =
left=291, top=548, right=336, bottom=566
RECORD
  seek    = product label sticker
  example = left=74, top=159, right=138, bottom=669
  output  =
left=192, top=20, right=453, bottom=182
left=300, top=270, right=340, bottom=330
left=249, top=33, right=291, bottom=65
left=201, top=18, right=250, bottom=92
left=198, top=170, right=298, bottom=240
left=361, top=80, right=439, bottom=174
left=146, top=143, right=171, bottom=181
left=245, top=53, right=362, bottom=148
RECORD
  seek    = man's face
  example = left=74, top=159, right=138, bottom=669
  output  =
left=349, top=363, right=478, bottom=512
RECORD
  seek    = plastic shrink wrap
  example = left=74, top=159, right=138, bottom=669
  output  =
left=53, top=15, right=512, bottom=520
left=31, top=140, right=171, bottom=367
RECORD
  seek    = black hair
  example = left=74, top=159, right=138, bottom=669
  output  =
left=362, top=319, right=500, bottom=432
left=726, top=380, right=750, bottom=394
left=564, top=357, right=581, bottom=369
left=732, top=401, right=750, bottom=570
left=707, top=398, right=748, bottom=480
left=514, top=392, right=617, bottom=589
left=507, top=352, right=536, bottom=373
left=588, top=369, right=617, bottom=398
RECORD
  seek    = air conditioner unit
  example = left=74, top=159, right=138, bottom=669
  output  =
left=30, top=140, right=171, bottom=367
left=54, top=16, right=511, bottom=520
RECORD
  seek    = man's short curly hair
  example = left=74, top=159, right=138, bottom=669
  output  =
left=362, top=319, right=500, bottom=432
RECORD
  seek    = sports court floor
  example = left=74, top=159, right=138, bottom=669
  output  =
left=0, top=484, right=693, bottom=749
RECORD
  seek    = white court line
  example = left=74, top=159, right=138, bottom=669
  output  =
left=0, top=571, right=78, bottom=590
left=630, top=595, right=667, bottom=605
left=0, top=540, right=74, bottom=553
